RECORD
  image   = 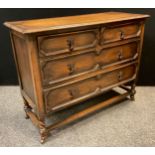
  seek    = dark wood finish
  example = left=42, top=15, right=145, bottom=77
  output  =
left=100, top=22, right=141, bottom=44
left=40, top=41, right=138, bottom=86
left=44, top=63, right=136, bottom=112
left=4, top=12, right=149, bottom=34
left=4, top=12, right=149, bottom=143
left=38, top=29, right=98, bottom=57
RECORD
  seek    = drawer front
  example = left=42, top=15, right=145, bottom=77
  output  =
left=44, top=64, right=136, bottom=112
left=41, top=42, right=138, bottom=86
left=38, top=29, right=97, bottom=57
left=101, top=23, right=141, bottom=44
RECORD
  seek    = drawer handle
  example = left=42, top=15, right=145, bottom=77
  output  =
left=94, top=86, right=102, bottom=93
left=118, top=71, right=123, bottom=81
left=95, top=74, right=102, bottom=80
left=118, top=50, right=124, bottom=60
left=67, top=38, right=74, bottom=52
left=93, top=63, right=102, bottom=71
left=67, top=63, right=75, bottom=75
left=96, top=50, right=101, bottom=56
left=119, top=30, right=125, bottom=40
left=69, top=88, right=79, bottom=98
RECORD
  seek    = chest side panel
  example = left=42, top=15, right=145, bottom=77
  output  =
left=12, top=34, right=36, bottom=104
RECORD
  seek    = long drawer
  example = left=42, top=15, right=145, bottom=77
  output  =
left=40, top=42, right=138, bottom=86
left=44, top=63, right=136, bottom=113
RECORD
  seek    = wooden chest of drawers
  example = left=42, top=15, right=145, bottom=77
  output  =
left=4, top=12, right=149, bottom=143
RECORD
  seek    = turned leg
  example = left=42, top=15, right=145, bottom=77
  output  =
left=23, top=98, right=31, bottom=119
left=130, top=82, right=136, bottom=101
left=39, top=120, right=49, bottom=144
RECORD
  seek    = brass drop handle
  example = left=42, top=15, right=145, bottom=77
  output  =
left=95, top=74, right=102, bottom=80
left=94, top=86, right=102, bottom=93
left=93, top=63, right=102, bottom=71
left=67, top=63, right=75, bottom=75
left=67, top=38, right=74, bottom=51
left=119, top=30, right=125, bottom=40
left=96, top=50, right=101, bottom=56
left=69, top=88, right=79, bottom=98
left=118, top=71, right=123, bottom=81
left=118, top=50, right=124, bottom=60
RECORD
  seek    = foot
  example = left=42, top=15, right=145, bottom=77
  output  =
left=25, top=114, right=29, bottom=119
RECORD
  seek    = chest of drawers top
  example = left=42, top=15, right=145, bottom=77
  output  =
left=4, top=12, right=149, bottom=34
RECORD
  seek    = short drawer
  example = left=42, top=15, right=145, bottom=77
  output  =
left=38, top=29, right=98, bottom=57
left=40, top=42, right=138, bottom=86
left=100, top=23, right=141, bottom=44
left=44, top=63, right=136, bottom=112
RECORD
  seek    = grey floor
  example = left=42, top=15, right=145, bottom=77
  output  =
left=0, top=86, right=155, bottom=147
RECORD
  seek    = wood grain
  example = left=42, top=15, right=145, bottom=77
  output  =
left=4, top=12, right=150, bottom=34
left=4, top=12, right=149, bottom=143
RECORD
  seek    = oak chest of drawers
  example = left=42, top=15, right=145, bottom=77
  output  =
left=4, top=12, right=149, bottom=143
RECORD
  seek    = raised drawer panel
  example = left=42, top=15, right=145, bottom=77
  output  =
left=101, top=23, right=141, bottom=44
left=44, top=64, right=136, bottom=112
left=38, top=29, right=97, bottom=57
left=41, top=42, right=138, bottom=86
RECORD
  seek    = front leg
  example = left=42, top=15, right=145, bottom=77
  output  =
left=39, top=121, right=49, bottom=144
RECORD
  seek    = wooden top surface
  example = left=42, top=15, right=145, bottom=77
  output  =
left=4, top=12, right=150, bottom=34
